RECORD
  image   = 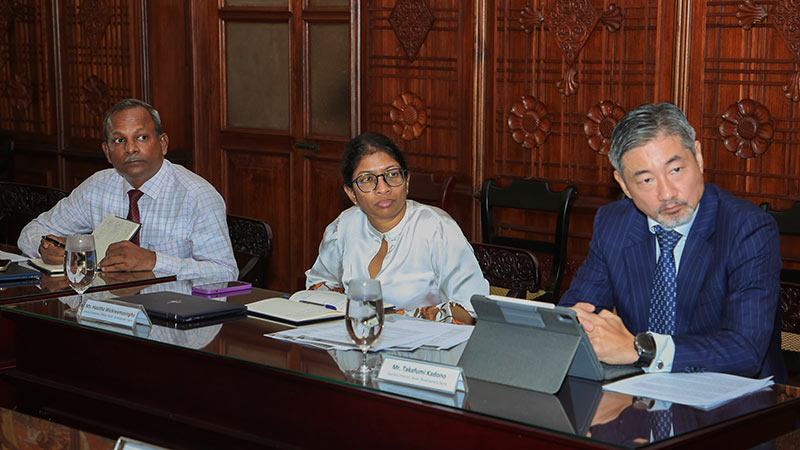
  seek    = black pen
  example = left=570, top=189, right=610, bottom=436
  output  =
left=41, top=235, right=65, bottom=248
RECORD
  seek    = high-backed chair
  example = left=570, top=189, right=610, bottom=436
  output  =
left=760, top=201, right=800, bottom=383
left=480, top=178, right=577, bottom=302
left=407, top=172, right=454, bottom=210
left=472, top=242, right=541, bottom=299
left=226, top=214, right=273, bottom=289
left=0, top=182, right=69, bottom=246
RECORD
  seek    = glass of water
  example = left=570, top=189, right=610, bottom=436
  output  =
left=345, top=278, right=384, bottom=377
left=63, top=234, right=97, bottom=306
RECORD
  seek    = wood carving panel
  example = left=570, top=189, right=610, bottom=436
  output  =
left=59, top=0, right=142, bottom=146
left=363, top=1, right=468, bottom=171
left=225, top=150, right=291, bottom=292
left=362, top=0, right=473, bottom=228
left=694, top=2, right=800, bottom=204
left=736, top=0, right=800, bottom=101
left=388, top=0, right=436, bottom=63
left=0, top=0, right=54, bottom=136
left=488, top=0, right=668, bottom=194
left=718, top=98, right=774, bottom=159
left=487, top=0, right=670, bottom=264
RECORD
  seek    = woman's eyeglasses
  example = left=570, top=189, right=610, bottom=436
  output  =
left=351, top=168, right=407, bottom=193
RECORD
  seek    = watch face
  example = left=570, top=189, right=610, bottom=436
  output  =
left=636, top=333, right=656, bottom=355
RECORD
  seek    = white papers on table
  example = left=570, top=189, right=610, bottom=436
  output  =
left=602, top=372, right=774, bottom=410
left=0, top=250, right=28, bottom=262
left=267, top=315, right=473, bottom=352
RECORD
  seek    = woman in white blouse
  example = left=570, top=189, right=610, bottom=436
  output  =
left=305, top=132, right=489, bottom=324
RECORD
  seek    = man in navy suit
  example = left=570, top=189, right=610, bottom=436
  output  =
left=559, top=102, right=784, bottom=381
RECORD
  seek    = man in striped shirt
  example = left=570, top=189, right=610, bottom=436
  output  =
left=18, top=99, right=238, bottom=281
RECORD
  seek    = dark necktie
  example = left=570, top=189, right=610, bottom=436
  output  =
left=648, top=226, right=682, bottom=334
left=127, top=189, right=144, bottom=245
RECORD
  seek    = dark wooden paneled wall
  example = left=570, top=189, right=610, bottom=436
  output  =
left=0, top=1, right=192, bottom=189
left=3, top=1, right=799, bottom=292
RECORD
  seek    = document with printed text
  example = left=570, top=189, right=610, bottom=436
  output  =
left=603, top=372, right=774, bottom=409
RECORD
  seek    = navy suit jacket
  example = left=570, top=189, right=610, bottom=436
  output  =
left=560, top=183, right=785, bottom=382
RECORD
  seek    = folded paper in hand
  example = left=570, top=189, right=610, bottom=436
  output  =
left=29, top=215, right=140, bottom=274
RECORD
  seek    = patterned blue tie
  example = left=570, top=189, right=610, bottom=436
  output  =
left=651, top=409, right=673, bottom=441
left=648, top=226, right=682, bottom=334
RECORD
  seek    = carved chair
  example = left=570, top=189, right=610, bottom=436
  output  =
left=226, top=214, right=273, bottom=289
left=472, top=242, right=541, bottom=300
left=480, top=178, right=577, bottom=302
left=0, top=182, right=69, bottom=246
left=760, top=201, right=800, bottom=382
left=407, top=172, right=454, bottom=210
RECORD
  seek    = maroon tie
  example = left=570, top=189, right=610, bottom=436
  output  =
left=127, top=189, right=144, bottom=245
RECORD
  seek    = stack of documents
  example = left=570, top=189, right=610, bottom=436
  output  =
left=603, top=372, right=774, bottom=410
left=267, top=315, right=473, bottom=352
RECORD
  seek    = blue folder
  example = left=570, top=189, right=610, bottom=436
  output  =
left=0, top=262, right=42, bottom=283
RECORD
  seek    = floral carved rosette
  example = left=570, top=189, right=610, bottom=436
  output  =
left=584, top=100, right=625, bottom=155
left=80, top=75, right=110, bottom=116
left=390, top=92, right=428, bottom=141
left=718, top=98, right=774, bottom=158
left=507, top=96, right=551, bottom=149
left=7, top=73, right=31, bottom=111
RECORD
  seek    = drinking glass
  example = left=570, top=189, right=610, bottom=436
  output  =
left=345, top=279, right=384, bottom=377
left=63, top=234, right=97, bottom=307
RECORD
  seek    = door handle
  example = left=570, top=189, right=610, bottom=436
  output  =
left=295, top=142, right=319, bottom=151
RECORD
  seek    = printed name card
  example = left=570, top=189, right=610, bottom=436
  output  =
left=78, top=297, right=151, bottom=330
left=377, top=355, right=467, bottom=394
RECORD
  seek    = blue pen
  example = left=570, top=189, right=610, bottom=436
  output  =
left=297, top=299, right=338, bottom=311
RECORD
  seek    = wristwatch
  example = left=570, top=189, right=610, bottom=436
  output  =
left=633, top=332, right=656, bottom=368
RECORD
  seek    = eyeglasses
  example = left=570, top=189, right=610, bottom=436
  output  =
left=350, top=168, right=407, bottom=193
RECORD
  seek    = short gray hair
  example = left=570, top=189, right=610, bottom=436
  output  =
left=102, top=98, right=163, bottom=144
left=608, top=102, right=696, bottom=172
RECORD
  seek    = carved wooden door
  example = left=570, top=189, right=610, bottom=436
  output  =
left=196, top=0, right=357, bottom=292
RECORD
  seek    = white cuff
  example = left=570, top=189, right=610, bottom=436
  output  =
left=643, top=332, right=674, bottom=372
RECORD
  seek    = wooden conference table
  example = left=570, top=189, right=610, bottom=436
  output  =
left=0, top=286, right=798, bottom=449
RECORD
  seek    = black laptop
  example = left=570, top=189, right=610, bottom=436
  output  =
left=116, top=291, right=247, bottom=323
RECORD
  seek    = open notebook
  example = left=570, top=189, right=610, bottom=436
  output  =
left=247, top=290, right=395, bottom=325
left=29, top=215, right=140, bottom=274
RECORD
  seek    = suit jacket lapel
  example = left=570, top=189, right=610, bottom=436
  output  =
left=622, top=207, right=656, bottom=333
left=675, top=184, right=717, bottom=334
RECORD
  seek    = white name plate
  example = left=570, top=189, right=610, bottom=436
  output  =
left=377, top=355, right=467, bottom=394
left=78, top=297, right=151, bottom=330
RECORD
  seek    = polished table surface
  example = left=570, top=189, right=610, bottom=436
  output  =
left=0, top=266, right=177, bottom=303
left=1, top=285, right=799, bottom=449
left=0, top=244, right=177, bottom=303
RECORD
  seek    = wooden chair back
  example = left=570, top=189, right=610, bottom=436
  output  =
left=226, top=214, right=273, bottom=288
left=0, top=182, right=69, bottom=245
left=761, top=201, right=800, bottom=383
left=472, top=242, right=541, bottom=300
left=480, top=178, right=577, bottom=302
left=407, top=172, right=454, bottom=210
